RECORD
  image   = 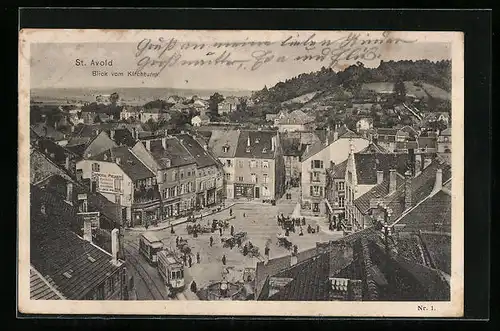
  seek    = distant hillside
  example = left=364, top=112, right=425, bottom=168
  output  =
left=252, top=60, right=451, bottom=104
left=281, top=91, right=321, bottom=106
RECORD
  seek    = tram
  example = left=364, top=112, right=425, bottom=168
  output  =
left=139, top=232, right=164, bottom=266
left=157, top=249, right=185, bottom=293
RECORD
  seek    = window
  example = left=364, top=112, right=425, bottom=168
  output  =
left=310, top=186, right=323, bottom=197
left=225, top=173, right=231, bottom=181
left=263, top=174, right=268, bottom=184
left=180, top=171, right=184, bottom=179
left=163, top=172, right=167, bottom=182
left=336, top=181, right=345, bottom=191
left=173, top=172, right=178, bottom=181
left=114, top=178, right=122, bottom=191
left=338, top=196, right=345, bottom=208
left=262, top=160, right=269, bottom=168
left=163, top=190, right=168, bottom=199
left=251, top=174, right=257, bottom=183
left=223, top=146, right=229, bottom=153
left=311, top=160, right=324, bottom=169
left=238, top=176, right=244, bottom=182
left=312, top=171, right=320, bottom=182
left=226, top=159, right=232, bottom=167
left=92, top=163, right=100, bottom=172
left=238, top=160, right=244, bottom=168
left=177, top=186, right=182, bottom=196
left=250, top=160, right=256, bottom=168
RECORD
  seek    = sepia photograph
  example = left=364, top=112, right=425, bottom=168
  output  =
left=18, top=29, right=464, bottom=317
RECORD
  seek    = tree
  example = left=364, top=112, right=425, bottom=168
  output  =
left=110, top=92, right=119, bottom=104
left=208, top=92, right=225, bottom=114
left=394, top=80, right=406, bottom=102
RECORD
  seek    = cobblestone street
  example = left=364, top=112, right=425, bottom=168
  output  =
left=123, top=198, right=343, bottom=299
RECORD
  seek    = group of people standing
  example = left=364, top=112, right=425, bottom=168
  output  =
left=277, top=214, right=320, bottom=237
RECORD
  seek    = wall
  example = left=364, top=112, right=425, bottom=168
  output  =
left=278, top=124, right=306, bottom=133
left=76, top=160, right=134, bottom=220
left=301, top=137, right=369, bottom=215
left=233, top=157, right=276, bottom=200
left=219, top=157, right=237, bottom=199
left=159, top=163, right=197, bottom=218
left=30, top=148, right=74, bottom=184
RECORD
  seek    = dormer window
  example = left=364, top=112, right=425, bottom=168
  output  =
left=246, top=147, right=250, bottom=153
left=255, top=138, right=260, bottom=144
left=262, top=147, right=268, bottom=153
left=222, top=146, right=229, bottom=153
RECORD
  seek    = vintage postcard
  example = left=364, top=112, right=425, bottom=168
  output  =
left=18, top=29, right=464, bottom=317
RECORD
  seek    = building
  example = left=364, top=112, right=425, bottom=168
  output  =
left=356, top=117, right=374, bottom=133
left=300, top=125, right=369, bottom=216
left=67, top=130, right=119, bottom=160
left=343, top=150, right=410, bottom=232
left=120, top=107, right=141, bottom=121
left=325, top=160, right=348, bottom=221
left=191, top=114, right=211, bottom=127
left=280, top=135, right=307, bottom=187
left=347, top=157, right=451, bottom=233
left=132, top=134, right=198, bottom=220
left=232, top=130, right=285, bottom=201
left=30, top=185, right=128, bottom=300
left=256, top=170, right=452, bottom=302
left=76, top=146, right=159, bottom=226
left=178, top=133, right=225, bottom=208
left=275, top=109, right=315, bottom=133
left=138, top=108, right=170, bottom=123
left=30, top=131, right=79, bottom=178
left=207, top=129, right=242, bottom=199
left=218, top=97, right=239, bottom=115
left=193, top=99, right=210, bottom=116
left=437, top=128, right=451, bottom=163
left=31, top=123, right=68, bottom=146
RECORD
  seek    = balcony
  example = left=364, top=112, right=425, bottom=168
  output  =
left=133, top=186, right=161, bottom=205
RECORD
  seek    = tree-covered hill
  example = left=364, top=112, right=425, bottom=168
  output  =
left=251, top=60, right=451, bottom=104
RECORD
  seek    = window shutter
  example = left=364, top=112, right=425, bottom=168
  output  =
left=320, top=187, right=324, bottom=196
left=310, top=186, right=313, bottom=196
left=320, top=161, right=324, bottom=168
left=311, top=160, right=314, bottom=168
left=310, top=173, right=313, bottom=182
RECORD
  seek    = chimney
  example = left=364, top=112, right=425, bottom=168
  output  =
left=115, top=157, right=121, bottom=165
left=110, top=129, right=115, bottom=140
left=247, top=135, right=251, bottom=147
left=111, top=228, right=120, bottom=265
left=404, top=170, right=412, bottom=210
left=389, top=169, right=397, bottom=194
left=376, top=170, right=384, bottom=184
left=133, top=127, right=138, bottom=139
left=432, top=168, right=443, bottom=194
left=330, top=161, right=335, bottom=170
left=290, top=254, right=298, bottom=266
left=271, top=136, right=276, bottom=151
left=164, top=129, right=168, bottom=137
left=66, top=182, right=73, bottom=204
left=83, top=218, right=92, bottom=242
left=161, top=137, right=167, bottom=150
left=408, top=148, right=416, bottom=176
left=65, top=156, right=70, bottom=170
left=145, top=140, right=151, bottom=151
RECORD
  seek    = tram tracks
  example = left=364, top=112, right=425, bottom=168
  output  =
left=122, top=241, right=168, bottom=301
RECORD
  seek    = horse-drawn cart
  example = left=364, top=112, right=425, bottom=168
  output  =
left=276, top=235, right=293, bottom=250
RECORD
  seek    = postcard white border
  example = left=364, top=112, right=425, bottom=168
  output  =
left=18, top=29, right=464, bottom=317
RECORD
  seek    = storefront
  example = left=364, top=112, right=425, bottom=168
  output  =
left=234, top=183, right=255, bottom=199
left=207, top=188, right=216, bottom=206
left=131, top=205, right=160, bottom=227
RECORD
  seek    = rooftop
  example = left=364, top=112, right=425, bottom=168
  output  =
left=30, top=185, right=123, bottom=300
left=234, top=130, right=277, bottom=159
left=149, top=136, right=197, bottom=168
left=302, top=125, right=359, bottom=161
left=177, top=133, right=219, bottom=169
left=90, top=146, right=155, bottom=181
left=353, top=153, right=409, bottom=185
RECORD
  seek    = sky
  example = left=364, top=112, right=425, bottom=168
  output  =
left=30, top=31, right=452, bottom=92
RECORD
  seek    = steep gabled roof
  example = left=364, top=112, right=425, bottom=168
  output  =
left=90, top=146, right=155, bottom=180
left=208, top=129, right=241, bottom=158
left=234, top=130, right=276, bottom=159
left=329, top=159, right=348, bottom=179
left=354, top=174, right=405, bottom=215
left=149, top=137, right=197, bottom=168
left=177, top=134, right=218, bottom=168
left=353, top=153, right=409, bottom=185
left=302, top=126, right=360, bottom=161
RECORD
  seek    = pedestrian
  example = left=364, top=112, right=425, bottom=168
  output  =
left=243, top=244, right=248, bottom=256
left=302, top=217, right=306, bottom=226
left=170, top=224, right=175, bottom=234
left=243, top=212, right=246, bottom=218
left=188, top=255, right=192, bottom=268
left=210, top=236, right=213, bottom=247
left=229, top=208, right=233, bottom=217
left=230, top=225, right=234, bottom=236
left=265, top=246, right=270, bottom=257
left=196, top=252, right=200, bottom=264
left=237, top=237, right=241, bottom=248
left=299, top=227, right=304, bottom=236
left=317, top=225, right=320, bottom=233
left=176, top=236, right=179, bottom=246
left=190, top=280, right=197, bottom=293
left=219, top=227, right=223, bottom=236
left=285, top=229, right=289, bottom=237
left=222, top=254, right=226, bottom=265
left=182, top=254, right=187, bottom=266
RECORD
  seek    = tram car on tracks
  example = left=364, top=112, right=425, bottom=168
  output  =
left=139, top=232, right=164, bottom=266
left=157, top=250, right=185, bottom=293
